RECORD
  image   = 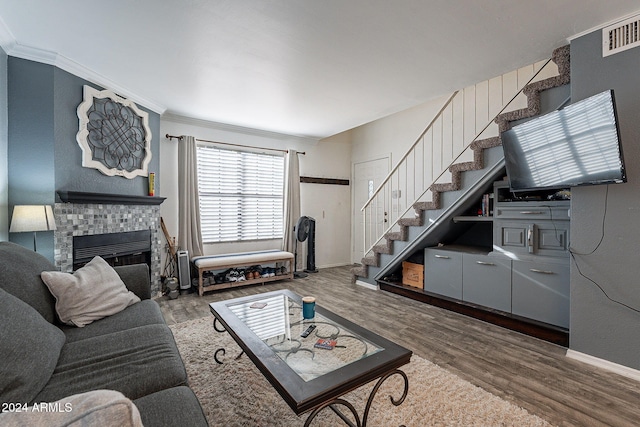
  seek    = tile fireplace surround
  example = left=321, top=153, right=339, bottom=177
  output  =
left=54, top=202, right=163, bottom=294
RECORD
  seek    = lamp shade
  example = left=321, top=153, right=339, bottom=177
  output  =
left=9, top=205, right=57, bottom=233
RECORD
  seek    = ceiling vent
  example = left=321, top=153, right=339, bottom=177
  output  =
left=603, top=14, right=640, bottom=57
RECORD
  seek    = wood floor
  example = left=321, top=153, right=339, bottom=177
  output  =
left=157, top=265, right=640, bottom=427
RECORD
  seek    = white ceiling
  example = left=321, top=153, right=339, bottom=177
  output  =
left=0, top=1, right=639, bottom=140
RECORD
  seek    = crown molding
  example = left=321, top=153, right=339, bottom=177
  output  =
left=568, top=9, right=640, bottom=41
left=0, top=18, right=165, bottom=115
left=162, top=112, right=320, bottom=144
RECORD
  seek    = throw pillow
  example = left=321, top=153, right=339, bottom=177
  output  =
left=0, top=287, right=66, bottom=406
left=41, top=256, right=141, bottom=327
left=0, top=389, right=143, bottom=427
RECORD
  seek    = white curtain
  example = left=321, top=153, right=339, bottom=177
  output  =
left=282, top=149, right=300, bottom=265
left=178, top=135, right=204, bottom=257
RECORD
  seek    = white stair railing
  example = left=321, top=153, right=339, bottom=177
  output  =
left=361, top=58, right=561, bottom=257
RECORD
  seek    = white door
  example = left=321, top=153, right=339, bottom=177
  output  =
left=352, top=157, right=389, bottom=263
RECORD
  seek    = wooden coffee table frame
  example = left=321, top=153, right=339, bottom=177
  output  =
left=209, top=290, right=412, bottom=425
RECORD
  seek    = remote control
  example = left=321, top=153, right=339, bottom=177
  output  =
left=300, top=325, right=316, bottom=338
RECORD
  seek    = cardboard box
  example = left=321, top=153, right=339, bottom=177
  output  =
left=402, top=261, right=424, bottom=289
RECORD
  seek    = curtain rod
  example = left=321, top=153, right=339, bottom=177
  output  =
left=165, top=134, right=305, bottom=155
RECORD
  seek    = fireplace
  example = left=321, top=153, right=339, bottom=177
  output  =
left=73, top=230, right=152, bottom=271
left=54, top=192, right=165, bottom=294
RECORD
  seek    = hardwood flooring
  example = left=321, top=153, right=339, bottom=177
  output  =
left=157, top=266, right=640, bottom=427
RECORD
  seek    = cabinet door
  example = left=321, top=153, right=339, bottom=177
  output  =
left=535, top=223, right=569, bottom=257
left=494, top=221, right=529, bottom=254
left=495, top=220, right=569, bottom=258
left=424, top=248, right=462, bottom=300
left=462, top=255, right=511, bottom=312
left=512, top=260, right=569, bottom=328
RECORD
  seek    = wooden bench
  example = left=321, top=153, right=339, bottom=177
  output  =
left=192, top=250, right=294, bottom=296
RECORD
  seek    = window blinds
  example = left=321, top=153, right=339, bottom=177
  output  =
left=197, top=145, right=285, bottom=243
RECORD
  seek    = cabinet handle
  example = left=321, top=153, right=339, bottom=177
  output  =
left=434, top=255, right=450, bottom=259
left=530, top=268, right=555, bottom=275
left=519, top=211, right=544, bottom=215
left=476, top=261, right=495, bottom=266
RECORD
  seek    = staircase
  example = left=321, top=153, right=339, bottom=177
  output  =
left=352, top=45, right=570, bottom=285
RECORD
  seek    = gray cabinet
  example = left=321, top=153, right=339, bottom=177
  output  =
left=424, top=248, right=462, bottom=299
left=462, top=254, right=511, bottom=312
left=494, top=220, right=570, bottom=257
left=420, top=181, right=571, bottom=329
left=493, top=192, right=570, bottom=258
left=512, top=259, right=569, bottom=328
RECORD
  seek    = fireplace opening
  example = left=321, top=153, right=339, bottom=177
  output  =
left=73, top=230, right=152, bottom=272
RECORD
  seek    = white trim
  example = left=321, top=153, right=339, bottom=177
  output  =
left=0, top=19, right=165, bottom=115
left=568, top=9, right=640, bottom=42
left=317, top=262, right=352, bottom=269
left=566, top=349, right=640, bottom=382
left=355, top=280, right=378, bottom=290
left=162, top=113, right=320, bottom=144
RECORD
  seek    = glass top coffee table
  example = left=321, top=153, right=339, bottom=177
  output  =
left=209, top=289, right=412, bottom=426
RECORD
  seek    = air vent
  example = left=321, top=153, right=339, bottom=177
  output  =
left=603, top=14, right=640, bottom=57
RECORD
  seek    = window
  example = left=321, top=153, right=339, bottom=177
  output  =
left=196, top=144, right=285, bottom=243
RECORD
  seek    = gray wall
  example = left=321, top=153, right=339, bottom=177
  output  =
left=7, top=58, right=160, bottom=262
left=0, top=46, right=7, bottom=241
left=570, top=31, right=640, bottom=369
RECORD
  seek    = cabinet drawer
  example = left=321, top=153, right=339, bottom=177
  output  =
left=512, top=260, right=569, bottom=328
left=462, top=254, right=511, bottom=312
left=424, top=248, right=463, bottom=300
left=494, top=205, right=570, bottom=220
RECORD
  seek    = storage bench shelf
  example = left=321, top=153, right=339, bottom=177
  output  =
left=192, top=250, right=294, bottom=296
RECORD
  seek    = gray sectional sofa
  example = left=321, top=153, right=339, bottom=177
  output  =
left=0, top=241, right=208, bottom=426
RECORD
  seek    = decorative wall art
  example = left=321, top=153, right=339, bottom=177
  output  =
left=76, top=85, right=152, bottom=179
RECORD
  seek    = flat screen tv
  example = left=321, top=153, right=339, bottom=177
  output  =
left=501, top=90, right=626, bottom=192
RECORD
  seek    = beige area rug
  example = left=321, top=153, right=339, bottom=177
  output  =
left=170, top=317, right=552, bottom=427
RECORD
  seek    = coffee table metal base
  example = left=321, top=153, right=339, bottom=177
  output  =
left=212, top=318, right=244, bottom=364
left=303, top=369, right=409, bottom=427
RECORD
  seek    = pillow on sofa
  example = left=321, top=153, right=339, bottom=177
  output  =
left=0, top=287, right=65, bottom=406
left=41, top=256, right=141, bottom=327
left=0, top=389, right=143, bottom=427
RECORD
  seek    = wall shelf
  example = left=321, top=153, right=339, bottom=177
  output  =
left=57, top=191, right=166, bottom=205
left=453, top=216, right=494, bottom=223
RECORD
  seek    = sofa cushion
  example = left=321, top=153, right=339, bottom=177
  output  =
left=41, top=256, right=141, bottom=327
left=0, top=241, right=58, bottom=323
left=134, top=386, right=209, bottom=427
left=0, top=389, right=143, bottom=427
left=0, top=287, right=65, bottom=406
left=60, top=299, right=166, bottom=343
left=34, top=324, right=188, bottom=403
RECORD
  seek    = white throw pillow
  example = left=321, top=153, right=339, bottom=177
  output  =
left=41, top=256, right=141, bottom=327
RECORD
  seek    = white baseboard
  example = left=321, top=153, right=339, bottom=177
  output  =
left=355, top=280, right=378, bottom=290
left=566, top=349, right=640, bottom=382
left=317, top=262, right=352, bottom=269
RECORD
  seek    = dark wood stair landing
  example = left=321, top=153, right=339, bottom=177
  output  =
left=378, top=280, right=569, bottom=347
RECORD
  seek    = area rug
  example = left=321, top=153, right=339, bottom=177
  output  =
left=170, top=317, right=552, bottom=427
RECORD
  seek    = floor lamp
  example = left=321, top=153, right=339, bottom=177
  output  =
left=9, top=205, right=57, bottom=252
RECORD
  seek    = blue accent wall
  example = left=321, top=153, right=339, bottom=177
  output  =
left=0, top=46, right=7, bottom=241
left=570, top=31, right=640, bottom=369
left=7, top=57, right=160, bottom=262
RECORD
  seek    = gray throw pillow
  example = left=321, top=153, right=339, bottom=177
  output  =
left=0, top=287, right=66, bottom=405
left=41, top=256, right=141, bottom=328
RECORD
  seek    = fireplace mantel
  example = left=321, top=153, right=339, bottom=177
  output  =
left=57, top=191, right=166, bottom=205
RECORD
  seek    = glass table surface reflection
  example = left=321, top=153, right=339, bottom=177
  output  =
left=227, top=293, right=383, bottom=381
